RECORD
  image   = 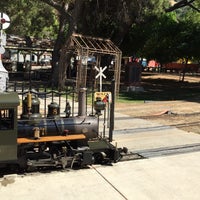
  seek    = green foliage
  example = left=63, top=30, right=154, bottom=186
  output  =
left=0, top=0, right=58, bottom=38
left=121, top=8, right=200, bottom=63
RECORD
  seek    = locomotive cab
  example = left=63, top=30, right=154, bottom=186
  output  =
left=0, top=92, right=19, bottom=164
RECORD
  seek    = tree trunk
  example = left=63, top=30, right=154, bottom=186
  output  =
left=51, top=1, right=84, bottom=89
left=52, top=9, right=73, bottom=89
left=181, top=58, right=189, bottom=82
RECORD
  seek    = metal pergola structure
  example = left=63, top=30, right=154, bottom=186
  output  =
left=69, top=33, right=122, bottom=95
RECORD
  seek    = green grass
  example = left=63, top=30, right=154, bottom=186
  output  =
left=116, top=78, right=200, bottom=103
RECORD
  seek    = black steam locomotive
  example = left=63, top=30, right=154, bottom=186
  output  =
left=0, top=91, right=125, bottom=171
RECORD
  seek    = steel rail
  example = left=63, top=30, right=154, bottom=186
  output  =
left=120, top=143, right=200, bottom=162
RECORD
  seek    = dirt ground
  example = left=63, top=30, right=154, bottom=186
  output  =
left=115, top=73, right=200, bottom=134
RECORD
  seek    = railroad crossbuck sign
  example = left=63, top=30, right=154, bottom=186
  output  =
left=95, top=66, right=107, bottom=92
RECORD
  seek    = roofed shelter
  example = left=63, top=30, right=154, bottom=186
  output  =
left=68, top=33, right=122, bottom=95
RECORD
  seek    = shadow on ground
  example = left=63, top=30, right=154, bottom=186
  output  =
left=120, top=74, right=200, bottom=103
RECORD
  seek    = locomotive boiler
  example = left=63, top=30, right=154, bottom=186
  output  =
left=0, top=90, right=125, bottom=171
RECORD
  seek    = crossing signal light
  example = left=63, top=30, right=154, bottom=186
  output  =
left=0, top=18, right=6, bottom=24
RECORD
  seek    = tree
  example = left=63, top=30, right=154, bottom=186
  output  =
left=120, top=0, right=200, bottom=60
left=39, top=0, right=170, bottom=89
left=1, top=0, right=172, bottom=88
left=166, top=0, right=200, bottom=12
left=38, top=0, right=199, bottom=86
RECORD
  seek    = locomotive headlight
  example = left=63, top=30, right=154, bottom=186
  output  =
left=0, top=18, right=6, bottom=24
left=82, top=127, right=88, bottom=133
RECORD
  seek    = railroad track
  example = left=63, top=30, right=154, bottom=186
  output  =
left=113, top=120, right=200, bottom=135
left=172, top=121, right=200, bottom=129
left=120, top=143, right=200, bottom=162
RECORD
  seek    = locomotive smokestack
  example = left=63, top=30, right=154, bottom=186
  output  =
left=78, top=88, right=87, bottom=116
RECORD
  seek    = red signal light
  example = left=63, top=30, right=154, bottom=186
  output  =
left=0, top=18, right=6, bottom=24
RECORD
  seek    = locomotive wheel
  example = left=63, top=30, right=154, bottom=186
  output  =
left=94, top=152, right=108, bottom=164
